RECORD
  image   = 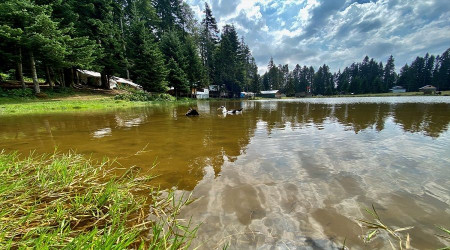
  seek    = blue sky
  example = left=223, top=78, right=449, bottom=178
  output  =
left=185, top=0, right=450, bottom=74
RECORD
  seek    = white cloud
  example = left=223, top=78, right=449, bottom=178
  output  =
left=187, top=0, right=450, bottom=74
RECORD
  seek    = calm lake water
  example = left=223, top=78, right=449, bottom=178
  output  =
left=1, top=96, right=450, bottom=249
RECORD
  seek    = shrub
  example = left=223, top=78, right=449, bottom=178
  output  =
left=114, top=90, right=176, bottom=102
left=114, top=90, right=153, bottom=101
left=45, top=87, right=74, bottom=97
left=0, top=88, right=34, bottom=98
left=152, top=93, right=176, bottom=101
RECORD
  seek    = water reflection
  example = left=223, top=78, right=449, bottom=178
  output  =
left=0, top=97, right=449, bottom=249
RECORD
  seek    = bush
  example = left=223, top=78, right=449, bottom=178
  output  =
left=114, top=90, right=176, bottom=102
left=0, top=88, right=34, bottom=98
left=45, top=87, right=74, bottom=97
left=114, top=90, right=153, bottom=101
left=152, top=93, right=176, bottom=101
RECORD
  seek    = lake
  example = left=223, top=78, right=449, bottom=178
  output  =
left=1, top=96, right=449, bottom=249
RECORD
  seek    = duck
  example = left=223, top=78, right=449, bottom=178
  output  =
left=186, top=108, right=199, bottom=116
left=218, top=106, right=243, bottom=114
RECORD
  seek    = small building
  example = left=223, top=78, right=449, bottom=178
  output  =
left=419, top=85, right=437, bottom=95
left=390, top=86, right=406, bottom=93
left=78, top=70, right=102, bottom=87
left=208, top=85, right=220, bottom=98
left=258, top=90, right=283, bottom=98
left=240, top=92, right=255, bottom=99
left=196, top=88, right=209, bottom=99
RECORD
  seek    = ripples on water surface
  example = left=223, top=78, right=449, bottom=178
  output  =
left=1, top=96, right=449, bottom=249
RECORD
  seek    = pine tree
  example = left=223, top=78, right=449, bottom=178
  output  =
left=383, top=55, right=396, bottom=92
left=436, top=49, right=450, bottom=90
left=0, top=0, right=50, bottom=92
left=215, top=25, right=242, bottom=96
left=182, top=35, right=204, bottom=90
left=285, top=74, right=295, bottom=96
left=128, top=5, right=167, bottom=92
left=167, top=58, right=189, bottom=97
left=199, top=3, right=219, bottom=85
left=154, top=0, right=184, bottom=32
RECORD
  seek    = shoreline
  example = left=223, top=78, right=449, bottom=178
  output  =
left=1, top=90, right=449, bottom=116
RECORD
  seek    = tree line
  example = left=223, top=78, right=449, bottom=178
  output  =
left=0, top=0, right=258, bottom=96
left=1, top=0, right=448, bottom=97
left=259, top=48, right=450, bottom=96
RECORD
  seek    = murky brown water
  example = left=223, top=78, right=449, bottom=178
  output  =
left=1, top=97, right=450, bottom=249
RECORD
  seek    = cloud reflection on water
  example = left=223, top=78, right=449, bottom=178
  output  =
left=0, top=97, right=449, bottom=249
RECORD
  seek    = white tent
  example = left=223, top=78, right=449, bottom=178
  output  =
left=77, top=69, right=141, bottom=90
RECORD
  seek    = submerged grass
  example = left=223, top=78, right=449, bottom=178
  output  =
left=358, top=205, right=413, bottom=250
left=358, top=205, right=450, bottom=250
left=0, top=151, right=198, bottom=249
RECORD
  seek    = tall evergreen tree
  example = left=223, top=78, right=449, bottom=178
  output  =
left=383, top=55, right=396, bottom=92
left=436, top=49, right=450, bottom=90
left=214, top=25, right=243, bottom=96
left=128, top=8, right=167, bottom=92
left=199, top=3, right=219, bottom=85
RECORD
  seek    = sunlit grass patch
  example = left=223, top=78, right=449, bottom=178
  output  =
left=0, top=151, right=198, bottom=249
left=0, top=98, right=150, bottom=115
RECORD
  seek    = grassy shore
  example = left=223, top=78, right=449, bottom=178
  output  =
left=0, top=88, right=196, bottom=116
left=0, top=151, right=198, bottom=249
left=330, top=90, right=450, bottom=98
left=275, top=91, right=450, bottom=100
left=1, top=87, right=448, bottom=116
left=0, top=97, right=150, bottom=115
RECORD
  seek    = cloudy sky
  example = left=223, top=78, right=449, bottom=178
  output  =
left=185, top=0, right=450, bottom=74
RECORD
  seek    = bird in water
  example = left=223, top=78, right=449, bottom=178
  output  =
left=186, top=108, right=199, bottom=116
left=218, top=106, right=243, bottom=114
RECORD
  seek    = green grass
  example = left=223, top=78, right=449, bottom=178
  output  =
left=0, top=87, right=201, bottom=116
left=0, top=98, right=151, bottom=115
left=0, top=151, right=198, bottom=249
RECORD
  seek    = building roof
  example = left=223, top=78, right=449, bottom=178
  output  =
left=78, top=70, right=101, bottom=78
left=260, top=90, right=280, bottom=94
left=112, top=76, right=142, bottom=89
left=391, top=86, right=405, bottom=89
left=197, top=88, right=209, bottom=94
left=419, top=85, right=436, bottom=90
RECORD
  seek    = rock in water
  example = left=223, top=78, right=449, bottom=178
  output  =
left=186, top=108, right=199, bottom=116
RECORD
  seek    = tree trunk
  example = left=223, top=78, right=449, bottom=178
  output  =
left=45, top=64, right=54, bottom=89
left=101, top=73, right=110, bottom=90
left=64, top=68, right=74, bottom=87
left=73, top=67, right=79, bottom=85
left=30, top=51, right=40, bottom=94
left=120, top=17, right=130, bottom=80
left=61, top=69, right=65, bottom=87
left=18, top=47, right=26, bottom=90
